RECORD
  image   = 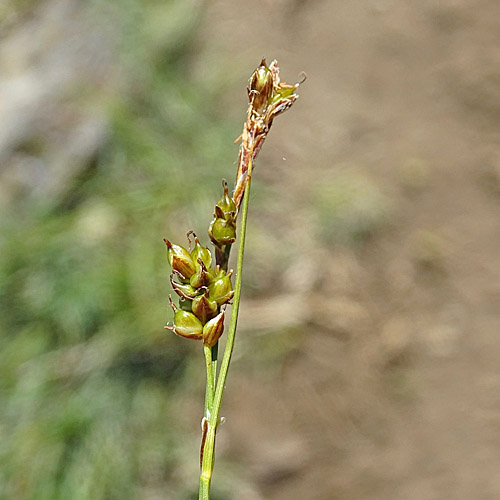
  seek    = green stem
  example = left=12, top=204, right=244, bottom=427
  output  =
left=198, top=167, right=252, bottom=500
left=203, top=344, right=215, bottom=416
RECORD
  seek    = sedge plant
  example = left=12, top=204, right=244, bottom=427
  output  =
left=163, top=59, right=302, bottom=499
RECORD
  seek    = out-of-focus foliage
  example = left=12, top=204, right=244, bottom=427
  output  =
left=0, top=1, right=236, bottom=499
left=312, top=170, right=390, bottom=245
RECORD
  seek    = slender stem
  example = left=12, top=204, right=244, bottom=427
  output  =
left=200, top=343, right=215, bottom=488
left=198, top=159, right=253, bottom=499
left=203, top=344, right=215, bottom=416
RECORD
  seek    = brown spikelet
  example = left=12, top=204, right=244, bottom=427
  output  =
left=232, top=59, right=301, bottom=208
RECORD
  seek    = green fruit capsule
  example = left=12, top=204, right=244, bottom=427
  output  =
left=208, top=217, right=236, bottom=246
left=192, top=290, right=218, bottom=325
left=215, top=180, right=237, bottom=220
left=165, top=297, right=203, bottom=340
left=189, top=232, right=212, bottom=271
left=172, top=310, right=203, bottom=339
left=164, top=239, right=196, bottom=280
left=208, top=271, right=234, bottom=306
left=203, top=311, right=225, bottom=347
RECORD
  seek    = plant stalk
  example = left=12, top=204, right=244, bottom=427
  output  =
left=203, top=344, right=215, bottom=416
left=198, top=159, right=253, bottom=499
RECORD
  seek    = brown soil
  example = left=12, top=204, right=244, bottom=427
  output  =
left=200, top=1, right=500, bottom=499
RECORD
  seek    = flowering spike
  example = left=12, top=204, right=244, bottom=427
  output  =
left=232, top=59, right=300, bottom=209
left=162, top=59, right=302, bottom=495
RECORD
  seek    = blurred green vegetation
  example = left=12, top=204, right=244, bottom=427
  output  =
left=0, top=1, right=238, bottom=499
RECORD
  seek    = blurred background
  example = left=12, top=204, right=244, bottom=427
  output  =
left=1, top=0, right=500, bottom=499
